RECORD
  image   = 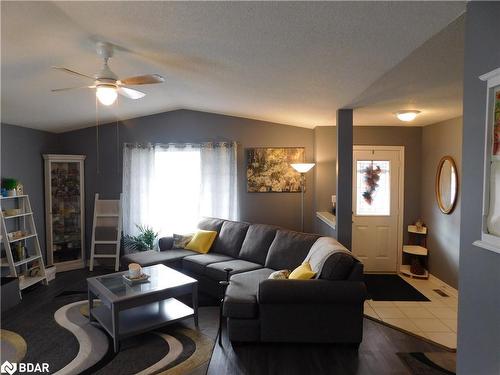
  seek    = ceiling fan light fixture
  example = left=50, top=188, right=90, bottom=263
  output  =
left=96, top=84, right=118, bottom=106
left=395, top=110, right=421, bottom=122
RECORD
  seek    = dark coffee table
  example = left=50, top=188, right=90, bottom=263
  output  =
left=87, top=264, right=198, bottom=352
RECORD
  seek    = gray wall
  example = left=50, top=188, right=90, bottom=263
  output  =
left=0, top=123, right=59, bottom=261
left=354, top=126, right=422, bottom=244
left=58, top=109, right=316, bottom=249
left=314, top=126, right=337, bottom=235
left=458, top=2, right=500, bottom=374
left=421, top=117, right=462, bottom=288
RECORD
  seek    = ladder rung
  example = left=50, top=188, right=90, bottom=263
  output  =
left=94, top=240, right=119, bottom=244
left=92, top=254, right=118, bottom=258
left=3, top=212, right=33, bottom=219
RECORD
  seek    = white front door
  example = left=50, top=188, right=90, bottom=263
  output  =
left=352, top=146, right=403, bottom=272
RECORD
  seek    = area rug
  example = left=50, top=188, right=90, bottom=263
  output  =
left=364, top=274, right=430, bottom=301
left=1, top=291, right=216, bottom=375
left=397, top=352, right=456, bottom=375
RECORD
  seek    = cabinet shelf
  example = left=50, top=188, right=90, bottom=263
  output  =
left=19, top=275, right=46, bottom=290
left=408, top=225, right=427, bottom=235
left=400, top=265, right=429, bottom=279
left=0, top=195, right=28, bottom=200
left=8, top=233, right=37, bottom=243
left=403, top=245, right=428, bottom=256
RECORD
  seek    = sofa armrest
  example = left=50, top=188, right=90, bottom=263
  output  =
left=258, top=279, right=367, bottom=305
left=158, top=237, right=174, bottom=251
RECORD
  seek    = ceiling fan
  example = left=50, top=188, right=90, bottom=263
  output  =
left=51, top=42, right=165, bottom=106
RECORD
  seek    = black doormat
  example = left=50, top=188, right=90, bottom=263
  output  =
left=364, top=274, right=430, bottom=301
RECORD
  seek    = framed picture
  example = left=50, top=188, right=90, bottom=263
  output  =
left=246, top=147, right=305, bottom=192
left=474, top=67, right=500, bottom=254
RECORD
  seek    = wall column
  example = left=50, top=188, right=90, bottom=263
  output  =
left=336, top=109, right=353, bottom=249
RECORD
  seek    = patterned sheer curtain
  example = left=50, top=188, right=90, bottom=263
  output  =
left=122, top=142, right=238, bottom=237
left=122, top=144, right=156, bottom=236
left=200, top=142, right=238, bottom=220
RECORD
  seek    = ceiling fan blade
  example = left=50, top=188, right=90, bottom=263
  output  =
left=118, top=87, right=146, bottom=100
left=52, top=66, right=95, bottom=80
left=119, top=74, right=164, bottom=85
left=51, top=86, right=95, bottom=92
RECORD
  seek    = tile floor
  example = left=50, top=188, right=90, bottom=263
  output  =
left=364, top=274, right=458, bottom=351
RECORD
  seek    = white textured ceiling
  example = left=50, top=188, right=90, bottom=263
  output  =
left=1, top=1, right=465, bottom=132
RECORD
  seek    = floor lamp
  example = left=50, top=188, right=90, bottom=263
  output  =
left=291, top=163, right=315, bottom=232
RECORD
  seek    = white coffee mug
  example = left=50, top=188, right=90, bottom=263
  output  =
left=128, top=263, right=142, bottom=278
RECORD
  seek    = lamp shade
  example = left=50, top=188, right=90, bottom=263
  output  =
left=96, top=85, right=118, bottom=106
left=291, top=163, right=315, bottom=173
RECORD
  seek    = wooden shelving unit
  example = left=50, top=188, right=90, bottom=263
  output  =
left=400, top=225, right=429, bottom=279
left=0, top=195, right=48, bottom=291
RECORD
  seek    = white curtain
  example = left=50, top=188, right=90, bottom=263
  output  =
left=200, top=142, right=239, bottom=220
left=122, top=144, right=155, bottom=236
left=122, top=142, right=238, bottom=236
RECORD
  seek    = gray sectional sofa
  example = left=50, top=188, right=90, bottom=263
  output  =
left=121, top=217, right=367, bottom=344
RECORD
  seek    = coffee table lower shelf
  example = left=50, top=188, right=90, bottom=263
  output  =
left=91, top=298, right=194, bottom=339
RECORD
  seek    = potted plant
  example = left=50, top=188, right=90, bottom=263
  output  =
left=123, top=224, right=159, bottom=253
left=2, top=178, right=18, bottom=197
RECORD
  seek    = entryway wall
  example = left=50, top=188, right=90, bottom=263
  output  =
left=314, top=126, right=422, bottom=245
left=420, top=117, right=462, bottom=288
left=313, top=121, right=462, bottom=288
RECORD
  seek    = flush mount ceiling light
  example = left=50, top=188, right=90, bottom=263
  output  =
left=395, top=110, right=421, bottom=122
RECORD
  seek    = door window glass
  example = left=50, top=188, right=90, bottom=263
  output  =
left=356, top=160, right=390, bottom=216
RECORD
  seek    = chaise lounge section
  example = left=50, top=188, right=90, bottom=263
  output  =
left=121, top=217, right=366, bottom=344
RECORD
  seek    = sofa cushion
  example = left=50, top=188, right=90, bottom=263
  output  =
left=182, top=253, right=234, bottom=275
left=238, top=224, right=279, bottom=265
left=223, top=268, right=275, bottom=319
left=319, top=253, right=355, bottom=280
left=212, top=220, right=250, bottom=257
left=198, top=217, right=225, bottom=232
left=158, top=236, right=174, bottom=251
left=265, top=230, right=320, bottom=271
left=205, top=259, right=263, bottom=281
left=121, top=249, right=197, bottom=268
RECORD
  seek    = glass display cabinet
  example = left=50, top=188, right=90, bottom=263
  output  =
left=43, top=154, right=86, bottom=271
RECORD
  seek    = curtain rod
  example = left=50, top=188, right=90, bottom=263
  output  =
left=124, top=141, right=240, bottom=148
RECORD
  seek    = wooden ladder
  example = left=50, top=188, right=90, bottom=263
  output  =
left=0, top=194, right=48, bottom=292
left=89, top=193, right=122, bottom=271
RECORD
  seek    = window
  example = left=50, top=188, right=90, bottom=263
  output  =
left=356, top=160, right=391, bottom=216
left=122, top=142, right=237, bottom=237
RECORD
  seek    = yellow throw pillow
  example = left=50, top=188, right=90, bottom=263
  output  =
left=185, top=230, right=217, bottom=253
left=289, top=261, right=316, bottom=280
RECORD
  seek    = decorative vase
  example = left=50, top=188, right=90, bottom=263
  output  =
left=7, top=189, right=16, bottom=197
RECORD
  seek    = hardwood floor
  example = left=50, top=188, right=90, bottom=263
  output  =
left=209, top=319, right=447, bottom=375
left=2, top=268, right=448, bottom=375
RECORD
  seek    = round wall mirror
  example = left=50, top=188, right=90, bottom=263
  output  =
left=435, top=156, right=458, bottom=214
